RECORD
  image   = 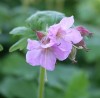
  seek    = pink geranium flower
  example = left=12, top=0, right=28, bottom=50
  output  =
left=26, top=36, right=72, bottom=71
left=26, top=16, right=84, bottom=71
left=48, top=16, right=83, bottom=51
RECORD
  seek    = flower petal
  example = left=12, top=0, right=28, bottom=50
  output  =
left=56, top=38, right=72, bottom=51
left=48, top=24, right=60, bottom=44
left=39, top=49, right=56, bottom=71
left=65, top=28, right=83, bottom=44
left=27, top=39, right=40, bottom=50
left=60, top=16, right=74, bottom=30
left=52, top=44, right=72, bottom=61
left=26, top=49, right=41, bottom=66
left=48, top=24, right=60, bottom=37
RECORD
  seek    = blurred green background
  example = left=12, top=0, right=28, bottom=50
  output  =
left=0, top=0, right=100, bottom=98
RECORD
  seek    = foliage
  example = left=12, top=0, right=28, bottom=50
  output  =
left=0, top=0, right=100, bottom=98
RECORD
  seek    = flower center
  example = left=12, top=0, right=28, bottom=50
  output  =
left=56, top=32, right=62, bottom=38
left=41, top=37, right=50, bottom=45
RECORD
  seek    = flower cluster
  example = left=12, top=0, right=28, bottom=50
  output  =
left=26, top=16, right=92, bottom=71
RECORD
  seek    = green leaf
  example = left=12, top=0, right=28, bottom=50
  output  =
left=0, top=44, right=3, bottom=51
left=9, top=26, right=33, bottom=36
left=0, top=77, right=37, bottom=98
left=1, top=53, right=38, bottom=80
left=9, top=38, right=27, bottom=52
left=26, top=11, right=65, bottom=30
left=65, top=71, right=89, bottom=98
left=47, top=65, right=83, bottom=90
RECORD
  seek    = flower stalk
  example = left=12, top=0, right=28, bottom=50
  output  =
left=38, top=67, right=45, bottom=98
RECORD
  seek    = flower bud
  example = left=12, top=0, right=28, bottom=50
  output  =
left=36, top=31, right=45, bottom=40
left=76, top=26, right=93, bottom=37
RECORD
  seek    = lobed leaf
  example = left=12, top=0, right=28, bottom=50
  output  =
left=9, top=38, right=27, bottom=52
left=26, top=11, right=65, bottom=30
left=9, top=26, right=33, bottom=36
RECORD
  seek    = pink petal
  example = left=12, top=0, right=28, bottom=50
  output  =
left=48, top=24, right=60, bottom=37
left=52, top=44, right=72, bottom=61
left=26, top=49, right=42, bottom=66
left=56, top=37, right=72, bottom=51
left=60, top=16, right=74, bottom=30
left=27, top=39, right=40, bottom=50
left=65, top=28, right=83, bottom=44
left=39, top=49, right=56, bottom=71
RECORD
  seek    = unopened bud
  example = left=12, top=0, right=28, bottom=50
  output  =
left=76, top=26, right=93, bottom=37
left=36, top=31, right=45, bottom=40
